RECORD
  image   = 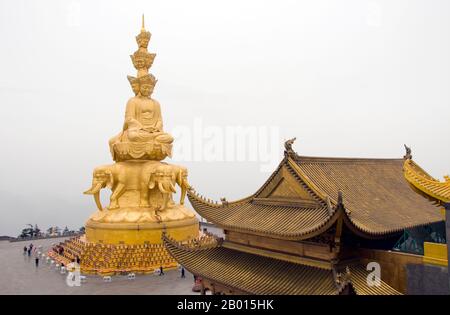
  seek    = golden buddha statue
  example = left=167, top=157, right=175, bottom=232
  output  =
left=83, top=15, right=198, bottom=246
left=109, top=15, right=172, bottom=162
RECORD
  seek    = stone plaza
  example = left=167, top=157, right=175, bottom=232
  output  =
left=0, top=237, right=196, bottom=295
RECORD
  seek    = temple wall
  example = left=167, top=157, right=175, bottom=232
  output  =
left=360, top=247, right=449, bottom=294
left=406, top=264, right=449, bottom=295
left=225, top=230, right=335, bottom=261
left=200, top=222, right=225, bottom=238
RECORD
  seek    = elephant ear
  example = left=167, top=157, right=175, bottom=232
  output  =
left=106, top=171, right=114, bottom=188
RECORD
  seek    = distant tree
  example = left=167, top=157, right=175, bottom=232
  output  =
left=19, top=224, right=34, bottom=238
left=63, top=226, right=70, bottom=235
left=46, top=226, right=61, bottom=236
left=33, top=224, right=41, bottom=237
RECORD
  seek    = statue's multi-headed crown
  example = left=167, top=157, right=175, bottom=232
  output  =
left=136, top=14, right=151, bottom=48
left=130, top=15, right=156, bottom=75
left=127, top=14, right=158, bottom=94
left=130, top=51, right=156, bottom=70
left=139, top=73, right=158, bottom=87
left=127, top=75, right=140, bottom=96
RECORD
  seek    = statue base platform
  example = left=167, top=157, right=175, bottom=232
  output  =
left=47, top=236, right=179, bottom=275
left=85, top=216, right=199, bottom=245
left=48, top=219, right=199, bottom=275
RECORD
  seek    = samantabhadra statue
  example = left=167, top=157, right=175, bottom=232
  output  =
left=83, top=16, right=198, bottom=245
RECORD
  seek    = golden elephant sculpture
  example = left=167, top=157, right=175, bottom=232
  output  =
left=84, top=162, right=153, bottom=210
left=148, top=164, right=190, bottom=210
left=84, top=161, right=190, bottom=211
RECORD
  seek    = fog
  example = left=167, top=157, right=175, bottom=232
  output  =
left=0, top=0, right=449, bottom=236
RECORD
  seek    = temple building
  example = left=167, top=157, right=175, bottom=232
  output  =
left=164, top=139, right=447, bottom=295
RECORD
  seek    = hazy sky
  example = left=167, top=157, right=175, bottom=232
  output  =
left=0, top=0, right=449, bottom=236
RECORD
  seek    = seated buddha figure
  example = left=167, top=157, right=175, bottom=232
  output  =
left=109, top=74, right=173, bottom=161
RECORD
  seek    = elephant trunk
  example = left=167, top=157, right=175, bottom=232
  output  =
left=84, top=182, right=104, bottom=211
left=180, top=180, right=190, bottom=205
left=180, top=188, right=186, bottom=205
left=84, top=182, right=102, bottom=195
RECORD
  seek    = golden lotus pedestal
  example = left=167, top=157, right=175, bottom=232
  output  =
left=85, top=216, right=199, bottom=245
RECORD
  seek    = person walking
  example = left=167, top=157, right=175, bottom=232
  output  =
left=35, top=255, right=39, bottom=267
left=23, top=246, right=27, bottom=255
left=159, top=266, right=164, bottom=276
left=181, top=267, right=185, bottom=278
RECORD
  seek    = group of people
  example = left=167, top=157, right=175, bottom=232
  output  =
left=52, top=244, right=65, bottom=256
left=23, top=243, right=40, bottom=267
left=158, top=265, right=185, bottom=278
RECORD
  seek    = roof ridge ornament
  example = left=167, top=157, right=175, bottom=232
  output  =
left=337, top=191, right=343, bottom=206
left=337, top=191, right=351, bottom=215
left=326, top=196, right=333, bottom=216
left=284, top=137, right=297, bottom=158
left=403, top=144, right=412, bottom=160
left=333, top=265, right=353, bottom=293
left=220, top=197, right=229, bottom=206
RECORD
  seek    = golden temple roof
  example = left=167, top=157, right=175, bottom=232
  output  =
left=403, top=158, right=450, bottom=203
left=188, top=145, right=442, bottom=239
left=290, top=154, right=441, bottom=236
left=163, top=234, right=401, bottom=295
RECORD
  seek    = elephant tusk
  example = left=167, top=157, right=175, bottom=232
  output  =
left=84, top=182, right=102, bottom=195
left=93, top=191, right=104, bottom=211
left=159, top=182, right=169, bottom=194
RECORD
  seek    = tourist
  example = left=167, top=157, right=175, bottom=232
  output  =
left=35, top=255, right=39, bottom=267
left=23, top=246, right=27, bottom=255
left=181, top=267, right=185, bottom=278
left=159, top=266, right=164, bottom=276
